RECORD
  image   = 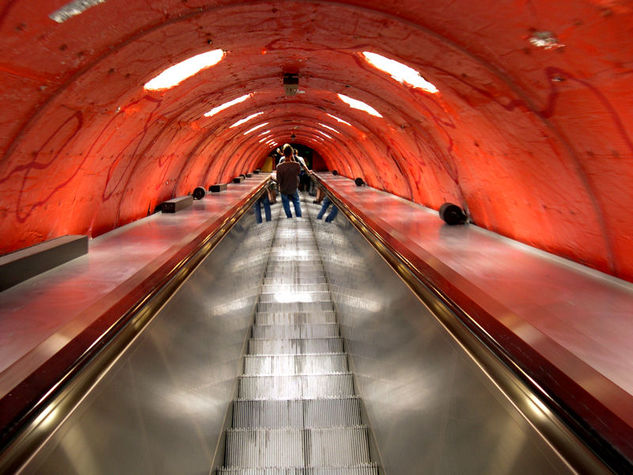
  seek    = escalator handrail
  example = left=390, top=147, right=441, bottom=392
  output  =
left=0, top=179, right=270, bottom=473
left=312, top=173, right=623, bottom=474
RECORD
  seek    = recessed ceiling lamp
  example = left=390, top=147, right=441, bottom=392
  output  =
left=318, top=131, right=334, bottom=140
left=327, top=114, right=352, bottom=126
left=230, top=112, right=264, bottom=128
left=49, top=0, right=105, bottom=23
left=204, top=94, right=251, bottom=117
left=259, top=136, right=273, bottom=143
left=337, top=94, right=382, bottom=118
left=319, top=123, right=340, bottom=134
left=244, top=123, right=269, bottom=135
left=258, top=130, right=272, bottom=136
left=144, top=49, right=225, bottom=91
left=362, top=52, right=438, bottom=94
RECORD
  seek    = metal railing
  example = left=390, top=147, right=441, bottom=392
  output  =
left=0, top=180, right=270, bottom=473
left=313, top=173, right=622, bottom=474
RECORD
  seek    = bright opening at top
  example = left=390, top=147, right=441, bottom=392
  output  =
left=362, top=52, right=438, bottom=94
left=144, top=49, right=225, bottom=91
left=337, top=94, right=383, bottom=118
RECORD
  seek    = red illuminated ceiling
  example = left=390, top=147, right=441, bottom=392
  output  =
left=0, top=1, right=632, bottom=281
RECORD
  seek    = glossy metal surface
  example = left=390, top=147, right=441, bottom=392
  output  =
left=319, top=174, right=633, bottom=465
left=21, top=204, right=276, bottom=474
left=219, top=213, right=378, bottom=473
left=0, top=177, right=268, bottom=393
left=308, top=201, right=576, bottom=474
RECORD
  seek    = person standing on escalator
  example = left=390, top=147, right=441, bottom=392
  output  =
left=276, top=144, right=303, bottom=218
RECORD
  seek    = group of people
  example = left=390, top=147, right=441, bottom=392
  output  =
left=254, top=143, right=338, bottom=223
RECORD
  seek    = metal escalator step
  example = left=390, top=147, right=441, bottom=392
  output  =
left=265, top=263, right=323, bottom=270
left=224, top=427, right=372, bottom=468
left=239, top=374, right=354, bottom=399
left=268, top=255, right=322, bottom=262
left=255, top=312, right=336, bottom=325
left=262, top=284, right=329, bottom=293
left=217, top=465, right=379, bottom=474
left=248, top=338, right=344, bottom=355
left=253, top=324, right=339, bottom=339
left=224, top=428, right=304, bottom=467
left=243, top=354, right=348, bottom=376
left=307, top=427, right=372, bottom=467
left=257, top=302, right=334, bottom=313
left=264, top=276, right=327, bottom=285
left=258, top=292, right=332, bottom=304
left=233, top=398, right=362, bottom=428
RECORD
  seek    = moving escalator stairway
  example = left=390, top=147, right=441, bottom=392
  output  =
left=218, top=210, right=379, bottom=474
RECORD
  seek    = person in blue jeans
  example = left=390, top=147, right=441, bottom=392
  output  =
left=317, top=195, right=338, bottom=222
left=254, top=192, right=271, bottom=223
left=276, top=144, right=303, bottom=218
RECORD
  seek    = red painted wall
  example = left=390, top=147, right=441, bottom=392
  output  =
left=1, top=1, right=632, bottom=281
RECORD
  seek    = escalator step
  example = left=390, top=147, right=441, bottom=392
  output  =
left=217, top=465, right=379, bottom=474
left=253, top=324, right=339, bottom=339
left=224, top=427, right=371, bottom=468
left=232, top=398, right=362, bottom=428
left=248, top=338, right=344, bottom=355
left=259, top=294, right=332, bottom=305
left=264, top=276, right=327, bottom=285
left=258, top=302, right=334, bottom=313
left=243, top=354, right=348, bottom=376
left=255, top=312, right=336, bottom=325
left=252, top=324, right=340, bottom=340
left=261, top=284, right=329, bottom=293
left=239, top=374, right=354, bottom=399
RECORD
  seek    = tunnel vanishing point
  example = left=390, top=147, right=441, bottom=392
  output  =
left=1, top=1, right=632, bottom=282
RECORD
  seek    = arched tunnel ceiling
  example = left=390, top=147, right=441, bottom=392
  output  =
left=1, top=0, right=632, bottom=281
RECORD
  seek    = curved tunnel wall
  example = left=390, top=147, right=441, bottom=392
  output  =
left=0, top=1, right=632, bottom=281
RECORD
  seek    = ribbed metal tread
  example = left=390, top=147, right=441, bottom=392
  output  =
left=232, top=398, right=362, bottom=428
left=264, top=277, right=327, bottom=285
left=239, top=374, right=354, bottom=399
left=259, top=293, right=332, bottom=304
left=217, top=465, right=379, bottom=474
left=261, top=284, right=329, bottom=292
left=224, top=427, right=371, bottom=467
left=255, top=312, right=336, bottom=325
left=249, top=338, right=344, bottom=355
left=243, top=354, right=348, bottom=376
left=258, top=302, right=333, bottom=313
left=253, top=324, right=339, bottom=339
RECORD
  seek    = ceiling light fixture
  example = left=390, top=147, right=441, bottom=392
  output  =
left=337, top=94, right=383, bottom=118
left=362, top=51, right=438, bottom=93
left=327, top=114, right=352, bottom=126
left=230, top=112, right=264, bottom=128
left=49, top=0, right=105, bottom=23
left=244, top=123, right=269, bottom=135
left=204, top=93, right=251, bottom=117
left=145, top=49, right=225, bottom=91
left=319, top=123, right=341, bottom=134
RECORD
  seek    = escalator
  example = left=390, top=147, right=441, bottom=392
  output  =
left=218, top=212, right=379, bottom=473
left=7, top=192, right=612, bottom=474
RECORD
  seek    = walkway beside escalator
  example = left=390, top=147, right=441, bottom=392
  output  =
left=319, top=172, right=633, bottom=462
left=217, top=204, right=379, bottom=473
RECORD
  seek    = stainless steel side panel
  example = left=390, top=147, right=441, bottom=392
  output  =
left=22, top=214, right=276, bottom=475
left=310, top=211, right=573, bottom=474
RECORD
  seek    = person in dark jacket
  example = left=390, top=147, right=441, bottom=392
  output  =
left=276, top=144, right=303, bottom=218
